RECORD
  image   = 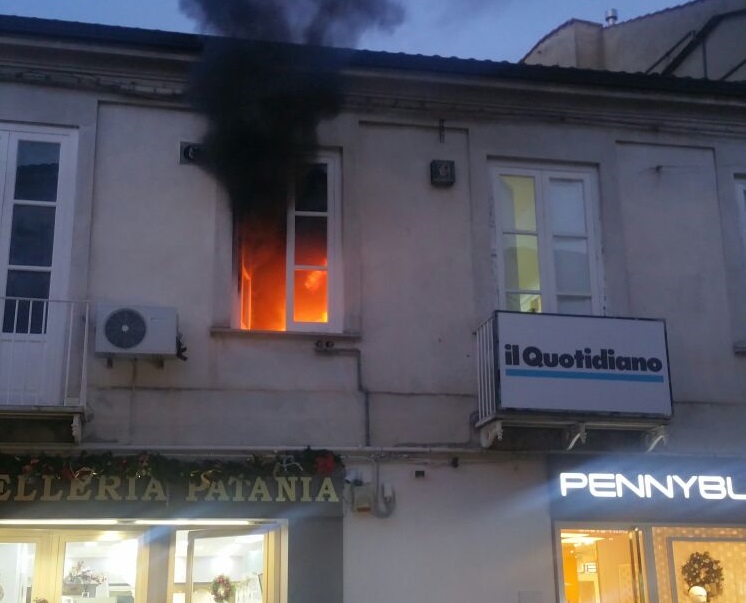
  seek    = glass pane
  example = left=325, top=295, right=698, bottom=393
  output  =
left=549, top=178, right=586, bottom=235
left=3, top=271, right=50, bottom=334
left=9, top=205, right=56, bottom=266
left=295, top=216, right=328, bottom=266
left=557, top=296, right=592, bottom=315
left=553, top=238, right=590, bottom=293
left=183, top=532, right=265, bottom=603
left=294, top=269, right=328, bottom=323
left=0, top=542, right=35, bottom=603
left=561, top=529, right=642, bottom=603
left=499, top=175, right=536, bottom=232
left=240, top=210, right=287, bottom=331
left=503, top=234, right=540, bottom=291
left=296, top=163, right=328, bottom=212
left=14, top=140, right=60, bottom=202
left=63, top=537, right=138, bottom=601
left=506, top=293, right=542, bottom=313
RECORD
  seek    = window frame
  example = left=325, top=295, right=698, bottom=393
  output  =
left=286, top=150, right=342, bottom=333
left=490, top=162, right=603, bottom=315
left=237, top=150, right=343, bottom=334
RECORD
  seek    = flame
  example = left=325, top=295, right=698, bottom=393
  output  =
left=239, top=214, right=328, bottom=330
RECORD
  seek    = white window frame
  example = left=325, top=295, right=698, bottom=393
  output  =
left=238, top=150, right=342, bottom=334
left=286, top=150, right=343, bottom=333
left=490, top=162, right=603, bottom=315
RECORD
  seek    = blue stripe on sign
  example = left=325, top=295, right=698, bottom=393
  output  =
left=505, top=368, right=664, bottom=383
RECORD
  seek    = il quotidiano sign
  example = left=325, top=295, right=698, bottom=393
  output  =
left=496, top=312, right=671, bottom=416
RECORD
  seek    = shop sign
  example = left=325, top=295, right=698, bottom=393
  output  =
left=496, top=312, right=671, bottom=416
left=560, top=472, right=746, bottom=501
left=550, top=456, right=746, bottom=523
left=0, top=474, right=340, bottom=504
left=0, top=451, right=344, bottom=519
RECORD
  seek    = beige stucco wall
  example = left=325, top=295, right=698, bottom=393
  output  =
left=344, top=459, right=555, bottom=603
left=69, top=84, right=746, bottom=447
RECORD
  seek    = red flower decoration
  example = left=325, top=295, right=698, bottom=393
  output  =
left=314, top=453, right=336, bottom=475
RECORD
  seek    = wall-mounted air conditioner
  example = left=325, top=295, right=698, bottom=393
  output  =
left=95, top=303, right=178, bottom=357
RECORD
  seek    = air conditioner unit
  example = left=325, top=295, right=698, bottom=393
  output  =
left=95, top=303, right=178, bottom=357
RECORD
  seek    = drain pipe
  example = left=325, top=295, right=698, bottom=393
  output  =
left=314, top=340, right=371, bottom=446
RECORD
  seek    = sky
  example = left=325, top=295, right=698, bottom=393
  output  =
left=0, top=0, right=690, bottom=62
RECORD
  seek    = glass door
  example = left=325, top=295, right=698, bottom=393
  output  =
left=179, top=529, right=268, bottom=603
left=559, top=527, right=647, bottom=603
left=0, top=529, right=146, bottom=603
left=0, top=128, right=77, bottom=405
left=0, top=532, right=48, bottom=603
left=58, top=531, right=143, bottom=603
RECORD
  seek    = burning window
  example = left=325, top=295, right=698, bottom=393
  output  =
left=239, top=153, right=340, bottom=332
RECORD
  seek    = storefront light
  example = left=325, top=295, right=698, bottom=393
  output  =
left=134, top=519, right=253, bottom=526
left=0, top=519, right=119, bottom=525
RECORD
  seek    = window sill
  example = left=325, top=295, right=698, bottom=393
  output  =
left=735, top=341, right=746, bottom=356
left=210, top=326, right=361, bottom=342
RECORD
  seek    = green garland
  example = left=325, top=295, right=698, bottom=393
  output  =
left=682, top=551, right=724, bottom=599
left=211, top=574, right=233, bottom=603
left=0, top=448, right=342, bottom=484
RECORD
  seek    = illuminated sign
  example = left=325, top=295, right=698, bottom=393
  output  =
left=496, top=312, right=671, bottom=416
left=559, top=472, right=746, bottom=501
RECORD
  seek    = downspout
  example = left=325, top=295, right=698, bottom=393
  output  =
left=314, top=341, right=371, bottom=446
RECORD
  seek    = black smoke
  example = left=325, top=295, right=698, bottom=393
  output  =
left=180, top=0, right=404, bottom=210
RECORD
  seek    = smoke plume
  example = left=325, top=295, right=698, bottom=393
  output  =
left=180, top=0, right=404, bottom=210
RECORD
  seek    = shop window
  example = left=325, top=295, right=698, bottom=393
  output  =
left=238, top=152, right=342, bottom=333
left=490, top=164, right=602, bottom=315
left=559, top=528, right=646, bottom=603
left=0, top=521, right=284, bottom=603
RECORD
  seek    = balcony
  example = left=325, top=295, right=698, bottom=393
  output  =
left=0, top=297, right=89, bottom=443
left=475, top=311, right=671, bottom=452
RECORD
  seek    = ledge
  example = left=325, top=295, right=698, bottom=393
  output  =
left=210, top=326, right=361, bottom=342
left=734, top=341, right=746, bottom=356
left=0, top=406, right=84, bottom=445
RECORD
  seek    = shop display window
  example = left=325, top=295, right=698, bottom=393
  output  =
left=559, top=525, right=746, bottom=603
left=0, top=521, right=283, bottom=603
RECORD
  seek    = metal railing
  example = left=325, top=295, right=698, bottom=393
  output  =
left=0, top=297, right=88, bottom=408
left=475, top=313, right=497, bottom=425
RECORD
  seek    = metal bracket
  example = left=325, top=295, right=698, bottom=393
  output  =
left=564, top=423, right=587, bottom=451
left=479, top=420, right=503, bottom=448
left=645, top=426, right=668, bottom=452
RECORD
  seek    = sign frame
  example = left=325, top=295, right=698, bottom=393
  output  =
left=494, top=311, right=673, bottom=418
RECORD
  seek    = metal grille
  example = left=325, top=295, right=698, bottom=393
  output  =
left=475, top=312, right=497, bottom=425
left=0, top=298, right=88, bottom=407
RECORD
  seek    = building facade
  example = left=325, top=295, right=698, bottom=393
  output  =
left=0, top=13, right=746, bottom=603
left=523, top=0, right=746, bottom=81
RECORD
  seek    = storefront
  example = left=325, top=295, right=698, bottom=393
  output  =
left=550, top=455, right=746, bottom=603
left=0, top=452, right=343, bottom=603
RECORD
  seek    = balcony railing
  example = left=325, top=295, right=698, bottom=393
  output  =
left=475, top=313, right=497, bottom=425
left=0, top=297, right=88, bottom=409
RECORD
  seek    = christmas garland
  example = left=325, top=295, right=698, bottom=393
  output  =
left=682, top=551, right=724, bottom=599
left=0, top=448, right=342, bottom=484
left=211, top=574, right=233, bottom=603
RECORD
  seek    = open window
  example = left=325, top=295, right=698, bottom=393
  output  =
left=238, top=151, right=342, bottom=333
